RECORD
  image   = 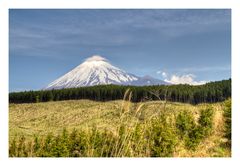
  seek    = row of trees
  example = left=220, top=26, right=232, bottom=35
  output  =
left=9, top=79, right=231, bottom=104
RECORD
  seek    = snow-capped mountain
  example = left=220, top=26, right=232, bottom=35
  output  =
left=45, top=55, right=168, bottom=90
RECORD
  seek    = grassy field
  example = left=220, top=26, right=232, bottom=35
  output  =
left=9, top=97, right=231, bottom=157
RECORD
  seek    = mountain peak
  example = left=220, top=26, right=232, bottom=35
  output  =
left=85, top=55, right=107, bottom=62
left=45, top=55, right=138, bottom=89
left=45, top=55, right=168, bottom=90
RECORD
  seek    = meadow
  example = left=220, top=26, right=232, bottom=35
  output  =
left=9, top=90, right=231, bottom=157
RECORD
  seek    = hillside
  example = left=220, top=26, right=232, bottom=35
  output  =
left=9, top=98, right=231, bottom=157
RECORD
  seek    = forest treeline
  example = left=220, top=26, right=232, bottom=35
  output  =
left=9, top=79, right=231, bottom=104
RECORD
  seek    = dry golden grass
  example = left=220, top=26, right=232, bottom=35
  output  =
left=9, top=99, right=230, bottom=157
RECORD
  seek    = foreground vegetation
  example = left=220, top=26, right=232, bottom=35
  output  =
left=9, top=79, right=231, bottom=104
left=9, top=91, right=231, bottom=157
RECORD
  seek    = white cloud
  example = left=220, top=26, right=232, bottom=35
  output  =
left=85, top=55, right=107, bottom=62
left=161, top=72, right=167, bottom=78
left=157, top=71, right=167, bottom=78
left=164, top=74, right=207, bottom=85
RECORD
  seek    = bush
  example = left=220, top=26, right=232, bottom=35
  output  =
left=176, top=107, right=214, bottom=150
left=185, top=126, right=204, bottom=150
left=149, top=115, right=177, bottom=157
left=9, top=138, right=17, bottom=157
left=42, top=133, right=54, bottom=157
left=176, top=110, right=196, bottom=138
left=198, top=107, right=214, bottom=136
left=223, top=99, right=231, bottom=147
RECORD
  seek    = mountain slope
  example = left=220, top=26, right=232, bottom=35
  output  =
left=131, top=75, right=170, bottom=86
left=45, top=55, right=168, bottom=90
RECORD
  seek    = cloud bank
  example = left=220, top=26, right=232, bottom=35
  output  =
left=164, top=74, right=207, bottom=85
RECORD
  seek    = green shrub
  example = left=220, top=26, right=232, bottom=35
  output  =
left=223, top=99, right=231, bottom=147
left=176, top=110, right=200, bottom=150
left=68, top=129, right=81, bottom=157
left=185, top=126, right=204, bottom=150
left=176, top=110, right=196, bottom=138
left=9, top=137, right=17, bottom=157
left=16, top=135, right=28, bottom=157
left=149, top=115, right=177, bottom=157
left=33, top=135, right=40, bottom=156
left=176, top=107, right=214, bottom=150
left=42, top=133, right=54, bottom=157
left=198, top=107, right=214, bottom=136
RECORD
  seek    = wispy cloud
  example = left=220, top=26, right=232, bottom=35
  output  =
left=9, top=9, right=231, bottom=58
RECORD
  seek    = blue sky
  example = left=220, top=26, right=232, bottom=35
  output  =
left=9, top=9, right=231, bottom=92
